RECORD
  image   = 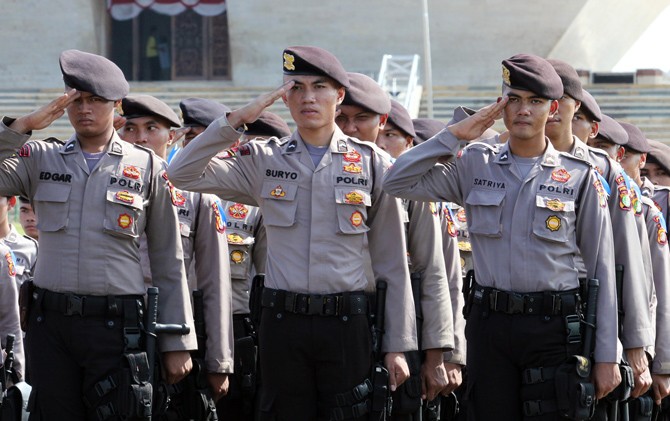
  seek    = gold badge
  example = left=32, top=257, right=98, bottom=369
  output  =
left=502, top=65, right=511, bottom=85
left=227, top=233, right=245, bottom=245
left=343, top=149, right=362, bottom=163
left=350, top=211, right=363, bottom=227
left=546, top=199, right=565, bottom=212
left=659, top=229, right=668, bottom=246
left=458, top=241, right=472, bottom=252
left=545, top=215, right=561, bottom=232
left=457, top=208, right=467, bottom=223
left=460, top=257, right=466, bottom=268
left=5, top=252, right=14, bottom=277
left=345, top=191, right=364, bottom=205
left=115, top=190, right=135, bottom=204
left=117, top=213, right=133, bottom=229
left=551, top=168, right=570, bottom=183
left=230, top=250, right=245, bottom=264
left=270, top=185, right=286, bottom=198
left=212, top=202, right=225, bottom=233
left=283, top=52, right=295, bottom=71
left=343, top=163, right=362, bottom=174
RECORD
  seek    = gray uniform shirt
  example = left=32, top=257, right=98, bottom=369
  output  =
left=0, top=118, right=197, bottom=352
left=223, top=201, right=266, bottom=315
left=0, top=244, right=23, bottom=380
left=168, top=117, right=417, bottom=353
left=383, top=130, right=620, bottom=363
left=2, top=224, right=37, bottom=285
left=570, top=139, right=653, bottom=349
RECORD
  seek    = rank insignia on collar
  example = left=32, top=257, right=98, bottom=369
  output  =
left=64, top=141, right=76, bottom=152
left=230, top=249, right=246, bottom=264
left=283, top=52, right=295, bottom=71
left=115, top=190, right=135, bottom=204
left=338, top=139, right=347, bottom=152
left=270, top=185, right=286, bottom=198
left=345, top=191, right=364, bottom=205
left=227, top=233, right=245, bottom=245
left=545, top=215, right=562, bottom=232
left=551, top=168, right=570, bottom=183
left=350, top=211, right=363, bottom=227
left=212, top=202, right=226, bottom=233
left=343, top=149, right=362, bottom=163
left=286, top=140, right=297, bottom=152
left=499, top=151, right=508, bottom=161
left=117, top=213, right=133, bottom=229
left=5, top=252, right=15, bottom=277
left=575, top=148, right=585, bottom=159
left=228, top=203, right=248, bottom=219
left=343, top=163, right=362, bottom=174
left=544, top=155, right=556, bottom=166
left=111, top=142, right=122, bottom=154
left=123, top=165, right=141, bottom=180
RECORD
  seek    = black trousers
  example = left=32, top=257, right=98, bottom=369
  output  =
left=465, top=304, right=580, bottom=421
left=257, top=307, right=371, bottom=421
left=26, top=304, right=127, bottom=420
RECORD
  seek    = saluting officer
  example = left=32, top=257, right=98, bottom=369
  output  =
left=17, top=196, right=39, bottom=241
left=168, top=45, right=416, bottom=420
left=118, top=94, right=234, bottom=404
left=0, top=195, right=38, bottom=285
left=384, top=54, right=622, bottom=420
left=0, top=50, right=197, bottom=419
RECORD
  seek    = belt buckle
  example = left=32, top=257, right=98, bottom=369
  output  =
left=307, top=295, right=324, bottom=315
left=489, top=289, right=500, bottom=311
left=65, top=293, right=84, bottom=316
left=508, top=293, right=525, bottom=314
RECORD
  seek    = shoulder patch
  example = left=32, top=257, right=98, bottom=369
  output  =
left=212, top=200, right=226, bottom=234
left=18, top=144, right=31, bottom=157
left=5, top=251, right=15, bottom=277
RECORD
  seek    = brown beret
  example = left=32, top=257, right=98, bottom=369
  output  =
left=60, top=49, right=129, bottom=101
left=620, top=122, right=650, bottom=153
left=282, top=46, right=350, bottom=88
left=447, top=106, right=499, bottom=143
left=387, top=100, right=416, bottom=139
left=501, top=54, right=563, bottom=100
left=647, top=140, right=670, bottom=175
left=121, top=95, right=181, bottom=128
left=246, top=111, right=291, bottom=138
left=547, top=59, right=583, bottom=101
left=595, top=115, right=628, bottom=145
left=342, top=72, right=391, bottom=115
left=412, top=118, right=445, bottom=144
left=179, top=98, right=230, bottom=127
left=579, top=90, right=602, bottom=122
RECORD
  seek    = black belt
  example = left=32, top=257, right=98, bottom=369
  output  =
left=261, top=288, right=367, bottom=317
left=472, top=284, right=580, bottom=316
left=38, top=287, right=143, bottom=317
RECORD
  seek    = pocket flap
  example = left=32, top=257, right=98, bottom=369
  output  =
left=465, top=189, right=505, bottom=206
left=260, top=181, right=298, bottom=201
left=34, top=182, right=71, bottom=203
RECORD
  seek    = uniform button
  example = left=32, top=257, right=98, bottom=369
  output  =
left=276, top=313, right=282, bottom=319
left=342, top=316, right=348, bottom=322
left=107, top=320, right=115, bottom=328
left=528, top=308, right=533, bottom=313
left=529, top=297, right=534, bottom=303
left=36, top=316, right=43, bottom=323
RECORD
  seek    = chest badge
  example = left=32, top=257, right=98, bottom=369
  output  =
left=545, top=215, right=562, bottom=232
left=456, top=208, right=467, bottom=223
left=123, top=165, right=141, bottom=180
left=345, top=191, right=365, bottom=205
left=343, top=163, right=362, bottom=174
left=230, top=250, right=246, bottom=264
left=546, top=199, right=565, bottom=212
left=228, top=203, right=249, bottom=219
left=350, top=211, right=363, bottom=227
left=115, top=190, right=135, bottom=204
left=551, top=168, right=570, bottom=183
left=5, top=252, right=15, bottom=277
left=270, top=185, right=286, bottom=198
left=343, top=149, right=361, bottom=163
left=117, top=213, right=133, bottom=229
left=227, top=233, right=245, bottom=245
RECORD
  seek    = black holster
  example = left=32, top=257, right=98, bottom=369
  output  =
left=18, top=280, right=34, bottom=332
left=159, top=358, right=217, bottom=421
left=629, top=395, right=654, bottom=421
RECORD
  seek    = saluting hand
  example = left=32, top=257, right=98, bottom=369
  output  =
left=447, top=96, right=508, bottom=142
left=420, top=349, right=449, bottom=401
left=384, top=352, right=411, bottom=392
left=162, top=350, right=193, bottom=384
left=207, top=372, right=229, bottom=402
left=113, top=114, right=126, bottom=131
left=10, top=89, right=80, bottom=134
left=226, top=81, right=295, bottom=130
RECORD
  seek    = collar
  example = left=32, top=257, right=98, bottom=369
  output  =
left=492, top=139, right=559, bottom=167
left=569, top=136, right=590, bottom=161
left=61, top=131, right=127, bottom=156
left=281, top=126, right=351, bottom=155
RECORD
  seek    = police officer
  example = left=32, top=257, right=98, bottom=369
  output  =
left=336, top=72, right=391, bottom=144
left=0, top=50, right=197, bottom=419
left=179, top=97, right=231, bottom=147
left=384, top=53, right=622, bottom=420
left=168, top=45, right=416, bottom=420
left=617, top=124, right=670, bottom=408
left=547, top=60, right=653, bottom=400
left=118, top=94, right=234, bottom=406
left=644, top=140, right=670, bottom=188
left=0, top=196, right=38, bottom=285
left=17, top=196, right=38, bottom=241
left=0, top=244, right=24, bottom=383
left=570, top=89, right=602, bottom=145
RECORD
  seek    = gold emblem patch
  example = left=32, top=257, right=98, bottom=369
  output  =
left=270, top=185, right=286, bottom=198
left=283, top=52, right=295, bottom=71
left=230, top=250, right=245, bottom=264
left=545, top=215, right=561, bottom=232
left=350, top=211, right=363, bottom=227
left=228, top=203, right=248, bottom=219
left=502, top=65, right=511, bottom=85
left=546, top=199, right=565, bottom=212
left=343, top=163, right=362, bottom=174
left=227, top=233, right=245, bottom=245
left=117, top=213, right=133, bottom=229
left=345, top=191, right=364, bottom=205
left=115, top=190, right=134, bottom=204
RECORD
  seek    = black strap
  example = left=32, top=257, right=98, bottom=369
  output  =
left=524, top=399, right=559, bottom=416
left=123, top=299, right=142, bottom=352
left=522, top=366, right=557, bottom=385
left=261, top=288, right=367, bottom=317
left=472, top=284, right=580, bottom=316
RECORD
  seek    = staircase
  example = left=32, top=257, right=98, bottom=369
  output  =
left=1, top=82, right=670, bottom=144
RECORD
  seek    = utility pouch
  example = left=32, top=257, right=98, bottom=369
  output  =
left=554, top=356, right=595, bottom=421
left=18, top=280, right=35, bottom=332
left=630, top=395, right=654, bottom=421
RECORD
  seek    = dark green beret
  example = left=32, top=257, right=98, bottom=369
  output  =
left=282, top=46, right=350, bottom=88
left=179, top=98, right=230, bottom=127
left=60, top=49, right=129, bottom=100
left=121, top=95, right=181, bottom=127
left=501, top=54, right=563, bottom=100
left=342, top=72, right=391, bottom=115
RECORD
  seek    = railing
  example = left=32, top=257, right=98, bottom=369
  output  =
left=377, top=54, right=423, bottom=117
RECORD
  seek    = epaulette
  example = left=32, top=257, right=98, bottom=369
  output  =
left=346, top=136, right=393, bottom=161
left=557, top=150, right=594, bottom=168
left=42, top=137, right=66, bottom=145
left=131, top=143, right=155, bottom=155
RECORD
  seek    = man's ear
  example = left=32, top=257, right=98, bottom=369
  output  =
left=379, top=114, right=389, bottom=129
left=616, top=146, right=625, bottom=163
left=639, top=153, right=647, bottom=169
left=336, top=86, right=346, bottom=105
left=589, top=122, right=599, bottom=139
left=549, top=100, right=559, bottom=116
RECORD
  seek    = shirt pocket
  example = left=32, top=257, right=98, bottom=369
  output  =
left=34, top=182, right=72, bottom=232
left=259, top=181, right=298, bottom=227
left=465, top=189, right=505, bottom=237
left=103, top=189, right=144, bottom=238
left=226, top=230, right=255, bottom=280
left=334, top=187, right=371, bottom=234
left=532, top=195, right=575, bottom=243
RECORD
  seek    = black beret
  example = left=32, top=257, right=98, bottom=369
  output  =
left=282, top=46, right=350, bottom=88
left=18, top=196, right=30, bottom=204
left=501, top=54, right=563, bottom=100
left=342, top=72, right=391, bottom=115
left=547, top=59, right=583, bottom=101
left=121, top=95, right=181, bottom=127
left=595, top=114, right=628, bottom=145
left=620, top=122, right=650, bottom=153
left=647, top=140, right=670, bottom=175
left=179, top=98, right=230, bottom=128
left=60, top=49, right=129, bottom=101
left=412, top=118, right=445, bottom=144
left=246, top=111, right=292, bottom=138
left=447, top=106, right=499, bottom=143
left=387, top=100, right=416, bottom=139
left=579, top=90, right=602, bottom=122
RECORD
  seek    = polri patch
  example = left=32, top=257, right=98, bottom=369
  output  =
left=545, top=215, right=561, bottom=232
left=270, top=185, right=286, bottom=198
left=117, top=213, right=133, bottom=229
left=123, top=165, right=141, bottom=180
left=350, top=211, right=363, bottom=227
left=343, top=149, right=361, bottom=163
